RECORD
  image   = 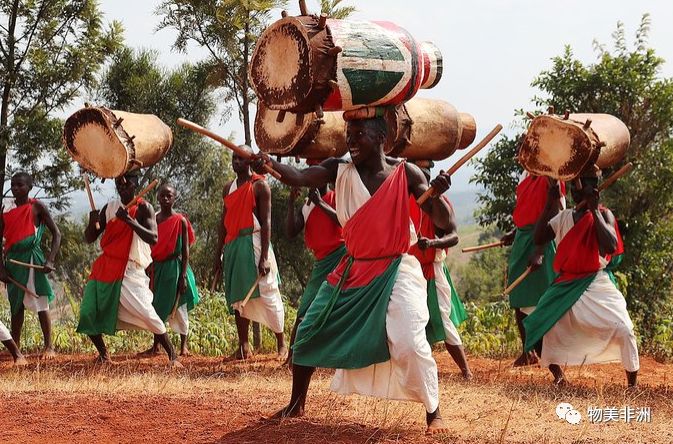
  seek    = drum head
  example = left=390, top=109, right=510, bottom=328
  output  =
left=250, top=17, right=312, bottom=111
left=519, top=116, right=595, bottom=181
left=255, top=102, right=316, bottom=155
left=63, top=108, right=129, bottom=178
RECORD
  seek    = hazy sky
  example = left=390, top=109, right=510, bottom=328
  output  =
left=81, top=0, right=673, bottom=198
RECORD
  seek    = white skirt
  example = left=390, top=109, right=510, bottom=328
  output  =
left=540, top=271, right=639, bottom=372
left=116, top=262, right=167, bottom=335
left=21, top=260, right=49, bottom=313
left=330, top=254, right=440, bottom=413
left=0, top=320, right=11, bottom=342
left=433, top=261, right=463, bottom=346
left=167, top=304, right=189, bottom=336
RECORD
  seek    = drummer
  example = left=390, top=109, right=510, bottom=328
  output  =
left=77, top=170, right=181, bottom=366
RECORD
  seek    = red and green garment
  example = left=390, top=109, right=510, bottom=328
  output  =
left=507, top=175, right=566, bottom=308
left=409, top=196, right=467, bottom=344
left=523, top=210, right=624, bottom=352
left=297, top=191, right=346, bottom=319
left=2, top=199, right=54, bottom=315
left=77, top=201, right=142, bottom=336
left=293, top=163, right=410, bottom=369
left=149, top=214, right=200, bottom=321
left=222, top=175, right=268, bottom=311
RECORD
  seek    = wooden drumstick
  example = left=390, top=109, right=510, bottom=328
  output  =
left=8, top=259, right=45, bottom=271
left=176, top=118, right=282, bottom=180
left=417, top=124, right=503, bottom=205
left=462, top=240, right=505, bottom=253
left=240, top=274, right=265, bottom=308
left=6, top=276, right=40, bottom=299
left=123, top=179, right=159, bottom=210
left=575, top=162, right=633, bottom=210
left=83, top=175, right=100, bottom=230
left=503, top=266, right=532, bottom=296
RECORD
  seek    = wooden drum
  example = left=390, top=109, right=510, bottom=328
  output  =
left=63, top=106, right=173, bottom=178
left=518, top=113, right=630, bottom=180
left=250, top=15, right=442, bottom=115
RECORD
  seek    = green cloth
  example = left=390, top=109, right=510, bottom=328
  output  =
left=77, top=279, right=123, bottom=336
left=5, top=224, right=54, bottom=315
left=297, top=244, right=347, bottom=319
left=446, top=265, right=468, bottom=327
left=293, top=256, right=402, bottom=369
left=151, top=236, right=200, bottom=321
left=426, top=264, right=469, bottom=344
left=606, top=254, right=623, bottom=287
left=223, top=227, right=259, bottom=310
left=507, top=225, right=557, bottom=308
left=523, top=274, right=596, bottom=352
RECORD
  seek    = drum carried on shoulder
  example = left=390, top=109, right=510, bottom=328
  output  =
left=63, top=105, right=173, bottom=178
left=518, top=111, right=630, bottom=180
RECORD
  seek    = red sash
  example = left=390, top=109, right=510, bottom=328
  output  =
left=223, top=175, right=264, bottom=243
left=327, top=163, right=410, bottom=289
left=151, top=213, right=195, bottom=261
left=304, top=191, right=344, bottom=260
left=89, top=200, right=142, bottom=283
left=513, top=175, right=566, bottom=228
left=408, top=196, right=451, bottom=280
left=2, top=199, right=37, bottom=252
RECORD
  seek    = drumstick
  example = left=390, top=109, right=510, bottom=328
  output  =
left=83, top=175, right=100, bottom=230
left=123, top=179, right=159, bottom=210
left=462, top=240, right=505, bottom=253
left=176, top=118, right=282, bottom=180
left=6, top=276, right=40, bottom=299
left=8, top=259, right=46, bottom=271
left=575, top=162, right=633, bottom=210
left=240, top=274, right=264, bottom=308
left=417, top=124, right=503, bottom=205
left=503, top=266, right=532, bottom=296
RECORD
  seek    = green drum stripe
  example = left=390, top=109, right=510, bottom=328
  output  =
left=343, top=69, right=405, bottom=106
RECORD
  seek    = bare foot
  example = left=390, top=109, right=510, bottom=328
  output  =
left=229, top=344, right=253, bottom=361
left=180, top=349, right=192, bottom=357
left=40, top=347, right=57, bottom=360
left=169, top=359, right=184, bottom=370
left=426, top=417, right=450, bottom=435
left=137, top=347, right=161, bottom=357
left=553, top=375, right=567, bottom=386
left=277, top=345, right=289, bottom=362
left=93, top=355, right=115, bottom=366
left=461, top=370, right=474, bottom=381
left=13, top=356, right=29, bottom=367
left=513, top=351, right=538, bottom=367
left=266, top=403, right=304, bottom=421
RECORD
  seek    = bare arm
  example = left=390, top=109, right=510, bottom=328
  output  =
left=534, top=180, right=562, bottom=246
left=593, top=205, right=618, bottom=256
left=34, top=201, right=61, bottom=271
left=308, top=188, right=340, bottom=226
left=406, top=163, right=452, bottom=231
left=117, top=202, right=158, bottom=245
left=254, top=156, right=341, bottom=188
left=255, top=180, right=272, bottom=275
left=84, top=205, right=107, bottom=244
left=286, top=187, right=304, bottom=239
left=214, top=182, right=230, bottom=274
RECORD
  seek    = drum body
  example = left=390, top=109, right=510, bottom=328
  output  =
left=63, top=107, right=173, bottom=178
left=255, top=98, right=475, bottom=161
left=250, top=16, right=442, bottom=114
left=518, top=113, right=629, bottom=180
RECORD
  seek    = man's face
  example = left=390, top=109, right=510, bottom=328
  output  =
left=346, top=120, right=382, bottom=166
left=115, top=175, right=137, bottom=201
left=10, top=176, right=31, bottom=200
left=570, top=177, right=598, bottom=204
left=158, top=186, right=176, bottom=211
left=232, top=154, right=250, bottom=175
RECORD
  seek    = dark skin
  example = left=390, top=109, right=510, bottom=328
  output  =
left=534, top=175, right=635, bottom=386
left=214, top=147, right=287, bottom=361
left=284, top=185, right=340, bottom=367
left=0, top=174, right=61, bottom=359
left=417, top=173, right=472, bottom=380
left=141, top=185, right=191, bottom=357
left=2, top=338, right=28, bottom=366
left=253, top=119, right=452, bottom=434
left=501, top=177, right=563, bottom=367
left=84, top=174, right=179, bottom=366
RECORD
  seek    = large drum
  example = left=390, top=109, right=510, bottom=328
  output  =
left=63, top=106, right=173, bottom=178
left=254, top=98, right=475, bottom=161
left=518, top=112, right=630, bottom=180
left=250, top=15, right=442, bottom=114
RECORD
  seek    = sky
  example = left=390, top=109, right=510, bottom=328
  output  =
left=63, top=0, right=673, bottom=212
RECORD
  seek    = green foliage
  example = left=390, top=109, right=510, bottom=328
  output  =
left=0, top=0, right=123, bottom=208
left=50, top=215, right=97, bottom=298
left=318, top=0, right=356, bottom=19
left=459, top=301, right=520, bottom=359
left=454, top=232, right=509, bottom=304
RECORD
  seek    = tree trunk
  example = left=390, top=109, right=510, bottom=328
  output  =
left=0, top=1, right=20, bottom=196
left=241, top=14, right=251, bottom=146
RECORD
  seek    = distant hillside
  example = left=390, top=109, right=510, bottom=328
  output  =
left=446, top=189, right=480, bottom=225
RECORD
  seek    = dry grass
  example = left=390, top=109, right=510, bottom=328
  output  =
left=0, top=352, right=672, bottom=443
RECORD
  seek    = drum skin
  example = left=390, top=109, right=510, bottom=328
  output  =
left=254, top=98, right=475, bottom=161
left=63, top=107, right=173, bottom=178
left=518, top=113, right=629, bottom=180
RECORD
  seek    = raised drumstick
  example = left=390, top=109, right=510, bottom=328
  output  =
left=176, top=118, right=282, bottom=179
left=417, top=124, right=503, bottom=205
left=123, top=179, right=159, bottom=210
left=462, top=240, right=505, bottom=253
left=83, top=174, right=100, bottom=230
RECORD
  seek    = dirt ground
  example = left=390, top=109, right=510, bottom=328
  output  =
left=0, top=351, right=672, bottom=444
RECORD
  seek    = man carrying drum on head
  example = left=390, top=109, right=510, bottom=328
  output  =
left=214, top=145, right=287, bottom=361
left=251, top=107, right=453, bottom=435
left=77, top=170, right=180, bottom=367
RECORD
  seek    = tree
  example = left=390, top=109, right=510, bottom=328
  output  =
left=318, top=0, right=356, bottom=19
left=0, top=0, right=123, bottom=209
left=472, top=14, right=673, bottom=349
left=156, top=0, right=287, bottom=146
